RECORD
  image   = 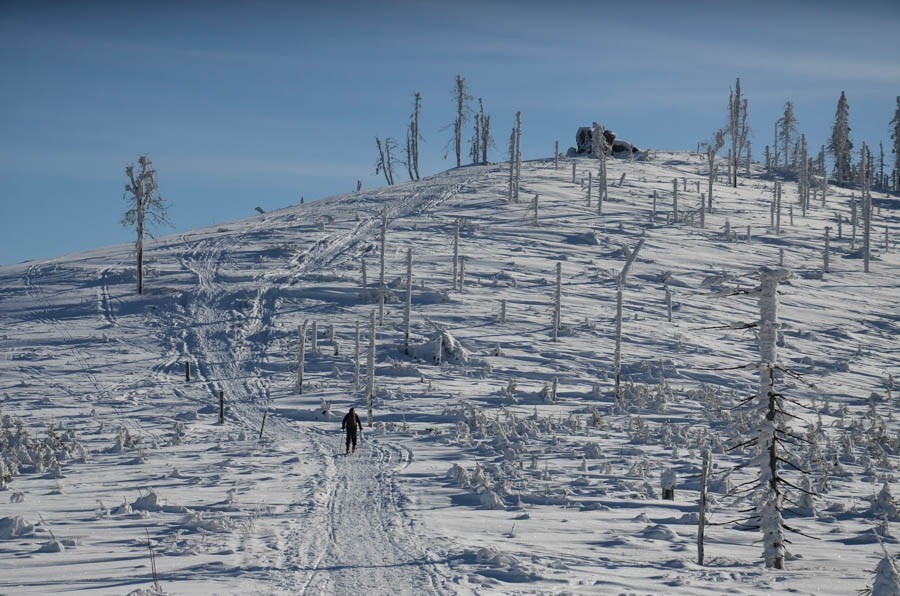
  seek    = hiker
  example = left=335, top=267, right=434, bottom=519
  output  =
left=341, top=407, right=363, bottom=454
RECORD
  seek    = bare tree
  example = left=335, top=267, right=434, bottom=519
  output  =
left=408, top=92, right=422, bottom=180
left=726, top=78, right=750, bottom=187
left=375, top=136, right=398, bottom=186
left=122, top=155, right=170, bottom=295
left=449, top=74, right=472, bottom=168
left=470, top=98, right=492, bottom=164
left=890, top=96, right=900, bottom=192
left=702, top=130, right=725, bottom=212
left=480, top=103, right=492, bottom=164
left=507, top=126, right=516, bottom=202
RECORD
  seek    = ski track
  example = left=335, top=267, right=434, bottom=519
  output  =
left=165, top=178, right=473, bottom=592
left=281, top=432, right=449, bottom=596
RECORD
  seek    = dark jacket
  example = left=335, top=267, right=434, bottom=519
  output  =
left=342, top=410, right=362, bottom=435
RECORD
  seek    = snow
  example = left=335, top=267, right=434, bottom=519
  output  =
left=0, top=152, right=898, bottom=594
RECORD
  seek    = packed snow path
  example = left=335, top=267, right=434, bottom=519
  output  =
left=276, top=432, right=450, bottom=595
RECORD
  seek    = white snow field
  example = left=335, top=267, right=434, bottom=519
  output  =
left=1, top=152, right=898, bottom=595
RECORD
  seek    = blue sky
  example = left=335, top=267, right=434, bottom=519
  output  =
left=1, top=0, right=898, bottom=265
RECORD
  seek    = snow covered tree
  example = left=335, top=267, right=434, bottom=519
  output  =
left=122, top=155, right=170, bottom=295
left=777, top=101, right=798, bottom=171
left=592, top=122, right=609, bottom=205
left=749, top=267, right=809, bottom=569
left=507, top=112, right=522, bottom=202
left=868, top=550, right=900, bottom=596
left=726, top=77, right=750, bottom=187
left=861, top=143, right=873, bottom=273
left=829, top=91, right=853, bottom=185
left=891, top=96, right=900, bottom=193
left=798, top=134, right=809, bottom=214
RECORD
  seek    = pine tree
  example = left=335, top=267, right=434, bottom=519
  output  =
left=829, top=91, right=853, bottom=185
left=776, top=102, right=798, bottom=172
left=890, top=96, right=900, bottom=192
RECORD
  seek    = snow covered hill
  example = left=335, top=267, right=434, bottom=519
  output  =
left=1, top=152, right=898, bottom=595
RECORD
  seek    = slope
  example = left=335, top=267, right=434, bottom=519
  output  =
left=1, top=153, right=898, bottom=595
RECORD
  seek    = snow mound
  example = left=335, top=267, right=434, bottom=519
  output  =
left=0, top=515, right=35, bottom=538
left=466, top=546, right=543, bottom=583
left=181, top=511, right=232, bottom=533
left=479, top=489, right=506, bottom=510
left=132, top=489, right=164, bottom=511
left=447, top=463, right=470, bottom=488
left=410, top=331, right=471, bottom=365
left=639, top=524, right=679, bottom=540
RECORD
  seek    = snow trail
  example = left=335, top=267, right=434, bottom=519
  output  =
left=284, top=432, right=450, bottom=595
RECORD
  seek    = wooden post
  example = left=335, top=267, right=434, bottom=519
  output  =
left=665, top=286, right=672, bottom=323
left=552, top=262, right=561, bottom=342
left=185, top=361, right=190, bottom=382
left=652, top=190, right=657, bottom=219
left=587, top=171, right=592, bottom=207
left=259, top=409, right=268, bottom=439
left=297, top=322, right=307, bottom=394
left=554, top=140, right=559, bottom=169
left=367, top=310, right=375, bottom=427
left=698, top=449, right=711, bottom=565
left=354, top=320, right=361, bottom=392
left=746, top=225, right=751, bottom=243
left=614, top=286, right=623, bottom=402
left=699, top=194, right=705, bottom=229
left=404, top=248, right=412, bottom=355
left=218, top=390, right=224, bottom=424
left=776, top=182, right=782, bottom=235
left=572, top=162, right=576, bottom=184
left=459, top=257, right=466, bottom=293
left=672, top=178, right=678, bottom=222
left=500, top=298, right=507, bottom=323
left=452, top=218, right=460, bottom=291
left=378, top=292, right=384, bottom=327
left=779, top=248, right=784, bottom=267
